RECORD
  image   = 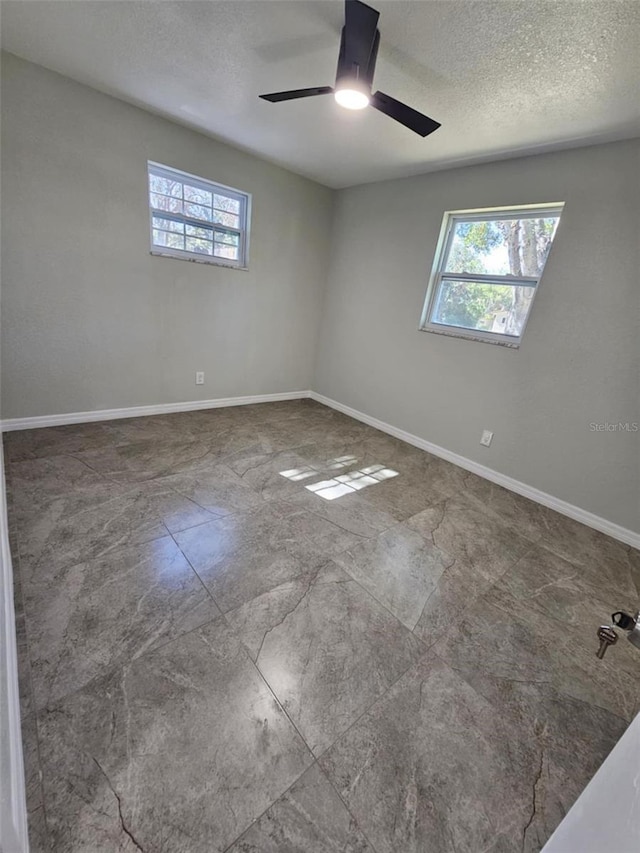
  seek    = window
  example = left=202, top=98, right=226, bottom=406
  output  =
left=420, top=203, right=564, bottom=347
left=148, top=162, right=251, bottom=269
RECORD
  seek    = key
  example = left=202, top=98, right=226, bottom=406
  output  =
left=596, top=625, right=618, bottom=659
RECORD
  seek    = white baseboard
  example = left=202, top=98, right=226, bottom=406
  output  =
left=0, top=453, right=29, bottom=853
left=1, top=387, right=637, bottom=549
left=0, top=390, right=312, bottom=432
left=309, top=391, right=640, bottom=550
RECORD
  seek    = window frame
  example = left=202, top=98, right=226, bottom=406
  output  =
left=147, top=161, right=252, bottom=270
left=419, top=202, right=564, bottom=348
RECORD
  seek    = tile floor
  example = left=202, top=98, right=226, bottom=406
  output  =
left=6, top=399, right=640, bottom=852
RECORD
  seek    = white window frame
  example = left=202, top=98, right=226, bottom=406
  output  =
left=419, top=202, right=564, bottom=348
left=148, top=161, right=251, bottom=270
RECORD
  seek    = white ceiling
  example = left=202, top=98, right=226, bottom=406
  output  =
left=2, top=0, right=639, bottom=188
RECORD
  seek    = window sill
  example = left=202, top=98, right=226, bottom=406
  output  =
left=150, top=250, right=249, bottom=271
left=419, top=324, right=520, bottom=349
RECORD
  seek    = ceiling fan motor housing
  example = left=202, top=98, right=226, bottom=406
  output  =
left=335, top=22, right=380, bottom=96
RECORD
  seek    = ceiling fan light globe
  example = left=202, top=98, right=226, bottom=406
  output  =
left=334, top=88, right=370, bottom=110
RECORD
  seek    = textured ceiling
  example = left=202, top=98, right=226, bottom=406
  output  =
left=2, top=0, right=639, bottom=188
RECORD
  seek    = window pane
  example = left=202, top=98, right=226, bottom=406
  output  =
left=152, top=217, right=184, bottom=233
left=153, top=230, right=185, bottom=250
left=184, top=202, right=213, bottom=222
left=445, top=216, right=560, bottom=277
left=150, top=193, right=183, bottom=214
left=185, top=224, right=213, bottom=239
left=148, top=163, right=249, bottom=266
left=214, top=230, right=239, bottom=246
left=186, top=237, right=213, bottom=255
left=212, top=210, right=240, bottom=228
left=184, top=184, right=212, bottom=206
left=431, top=279, right=534, bottom=337
left=166, top=233, right=186, bottom=250
left=214, top=194, right=240, bottom=214
left=149, top=175, right=183, bottom=198
left=214, top=244, right=239, bottom=261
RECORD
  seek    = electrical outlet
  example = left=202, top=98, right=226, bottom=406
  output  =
left=195, top=371, right=205, bottom=385
left=480, top=429, right=493, bottom=447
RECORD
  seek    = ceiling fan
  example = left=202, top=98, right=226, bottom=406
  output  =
left=259, top=0, right=441, bottom=138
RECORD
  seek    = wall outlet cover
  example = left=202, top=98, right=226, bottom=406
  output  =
left=480, top=429, right=493, bottom=447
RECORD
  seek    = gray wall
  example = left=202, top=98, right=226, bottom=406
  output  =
left=2, top=53, right=638, bottom=533
left=1, top=53, right=333, bottom=418
left=314, top=140, right=640, bottom=533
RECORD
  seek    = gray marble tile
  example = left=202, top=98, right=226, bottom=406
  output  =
left=489, top=544, right=640, bottom=698
left=291, top=440, right=374, bottom=476
left=105, top=411, right=206, bottom=445
left=4, top=421, right=115, bottom=462
left=157, top=464, right=266, bottom=517
left=462, top=478, right=640, bottom=592
left=20, top=711, right=51, bottom=851
left=407, top=491, right=532, bottom=577
left=239, top=399, right=335, bottom=426
left=534, top=514, right=640, bottom=595
left=434, top=590, right=640, bottom=722
left=175, top=502, right=366, bottom=612
left=231, top=431, right=430, bottom=500
left=332, top=524, right=455, bottom=630
left=493, top=542, right=631, bottom=630
left=354, top=459, right=465, bottom=521
left=227, top=563, right=423, bottom=754
left=16, top=481, right=168, bottom=575
left=170, top=405, right=262, bottom=436
left=460, top=476, right=554, bottom=542
left=10, top=402, right=638, bottom=853
left=12, top=560, right=23, bottom=617
left=216, top=422, right=313, bottom=457
left=228, top=764, right=374, bottom=852
left=405, top=492, right=533, bottom=645
left=72, top=437, right=224, bottom=483
left=275, top=418, right=374, bottom=451
left=8, top=523, right=20, bottom=570
left=222, top=446, right=320, bottom=502
left=439, top=670, right=629, bottom=852
left=142, top=480, right=219, bottom=533
left=23, top=537, right=220, bottom=709
left=319, top=654, right=540, bottom=853
left=106, top=402, right=326, bottom=445
left=26, top=806, right=51, bottom=853
left=285, top=487, right=399, bottom=539
left=333, top=432, right=438, bottom=478
left=21, top=712, right=44, bottom=817
left=411, top=557, right=501, bottom=648
left=37, top=619, right=313, bottom=853
left=15, top=611, right=34, bottom=718
left=225, top=562, right=347, bottom=660
left=16, top=475, right=216, bottom=574
left=10, top=454, right=111, bottom=515
left=405, top=456, right=472, bottom=499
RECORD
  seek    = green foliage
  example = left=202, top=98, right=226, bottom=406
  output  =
left=447, top=221, right=503, bottom=275
left=435, top=281, right=513, bottom=330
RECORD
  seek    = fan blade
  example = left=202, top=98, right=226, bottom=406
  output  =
left=371, top=91, right=441, bottom=137
left=259, top=86, right=334, bottom=103
left=343, top=0, right=379, bottom=75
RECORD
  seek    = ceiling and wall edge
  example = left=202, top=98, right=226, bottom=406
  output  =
left=2, top=48, right=639, bottom=191
left=0, top=389, right=638, bottom=549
